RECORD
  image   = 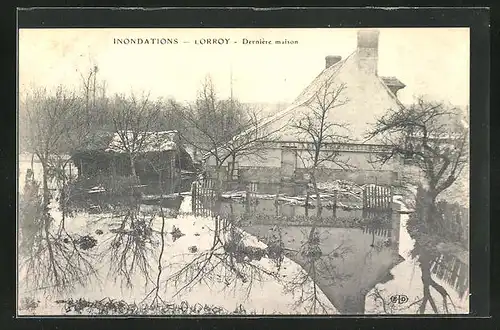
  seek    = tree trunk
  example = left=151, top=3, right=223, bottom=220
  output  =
left=421, top=187, right=442, bottom=233
left=418, top=249, right=439, bottom=313
left=60, top=174, right=66, bottom=232
left=213, top=166, right=223, bottom=216
left=40, top=159, right=50, bottom=209
left=411, top=186, right=453, bottom=314
left=341, top=292, right=367, bottom=314
left=311, top=173, right=322, bottom=217
left=129, top=154, right=137, bottom=178
left=305, top=187, right=310, bottom=217
left=44, top=215, right=60, bottom=286
left=230, top=153, right=236, bottom=180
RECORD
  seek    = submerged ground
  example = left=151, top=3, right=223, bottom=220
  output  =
left=17, top=157, right=469, bottom=315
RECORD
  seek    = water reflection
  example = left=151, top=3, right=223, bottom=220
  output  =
left=98, top=204, right=158, bottom=289
left=19, top=207, right=100, bottom=297
left=19, top=173, right=401, bottom=315
left=220, top=199, right=363, bottom=220
left=220, top=198, right=402, bottom=314
left=157, top=218, right=284, bottom=305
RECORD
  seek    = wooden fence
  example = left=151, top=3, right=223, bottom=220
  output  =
left=362, top=184, right=393, bottom=223
left=191, top=179, right=395, bottom=219
left=431, top=253, right=469, bottom=299
left=362, top=185, right=393, bottom=211
left=191, top=179, right=216, bottom=217
left=361, top=226, right=391, bottom=238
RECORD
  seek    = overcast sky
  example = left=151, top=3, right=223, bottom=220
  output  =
left=19, top=28, right=469, bottom=106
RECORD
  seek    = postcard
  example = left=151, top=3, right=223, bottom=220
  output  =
left=18, top=21, right=472, bottom=316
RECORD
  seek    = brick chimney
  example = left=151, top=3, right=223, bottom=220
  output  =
left=325, top=55, right=342, bottom=69
left=357, top=29, right=380, bottom=75
left=381, top=76, right=406, bottom=97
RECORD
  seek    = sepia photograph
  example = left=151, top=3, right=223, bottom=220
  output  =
left=17, top=26, right=470, bottom=316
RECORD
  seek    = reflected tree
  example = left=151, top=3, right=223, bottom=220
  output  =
left=366, top=97, right=468, bottom=314
left=148, top=219, right=284, bottom=308
left=19, top=178, right=100, bottom=296
left=280, top=226, right=351, bottom=314
left=99, top=204, right=157, bottom=289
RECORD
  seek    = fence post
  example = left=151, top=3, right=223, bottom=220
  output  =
left=69, top=163, right=72, bottom=183
left=333, top=190, right=338, bottom=218
left=191, top=182, right=196, bottom=215
left=245, top=184, right=250, bottom=214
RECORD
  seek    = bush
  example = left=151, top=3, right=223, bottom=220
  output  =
left=407, top=186, right=469, bottom=251
left=55, top=298, right=257, bottom=315
left=19, top=297, right=40, bottom=312
left=436, top=200, right=469, bottom=248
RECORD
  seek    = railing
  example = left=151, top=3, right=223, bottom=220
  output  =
left=362, top=185, right=393, bottom=211
left=191, top=179, right=216, bottom=217
left=431, top=253, right=469, bottom=299
left=191, top=179, right=394, bottom=223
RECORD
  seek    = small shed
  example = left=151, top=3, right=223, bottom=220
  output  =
left=71, top=130, right=195, bottom=181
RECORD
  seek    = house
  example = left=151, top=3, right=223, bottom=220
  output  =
left=204, top=29, right=408, bottom=192
left=71, top=130, right=195, bottom=192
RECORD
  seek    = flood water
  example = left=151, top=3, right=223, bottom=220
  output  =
left=220, top=199, right=364, bottom=220
left=218, top=198, right=398, bottom=314
left=17, top=159, right=469, bottom=315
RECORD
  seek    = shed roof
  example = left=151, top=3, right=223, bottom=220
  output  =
left=106, top=130, right=179, bottom=153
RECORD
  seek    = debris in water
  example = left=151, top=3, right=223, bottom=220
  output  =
left=188, top=245, right=198, bottom=253
left=95, top=229, right=104, bottom=235
left=194, top=233, right=200, bottom=236
left=75, top=235, right=97, bottom=250
left=170, top=226, right=185, bottom=242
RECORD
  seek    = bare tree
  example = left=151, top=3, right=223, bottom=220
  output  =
left=366, top=97, right=468, bottom=205
left=292, top=80, right=352, bottom=218
left=366, top=97, right=469, bottom=314
left=109, top=93, right=162, bottom=178
left=18, top=67, right=111, bottom=298
left=179, top=76, right=284, bottom=200
left=20, top=86, right=86, bottom=208
left=77, top=58, right=112, bottom=128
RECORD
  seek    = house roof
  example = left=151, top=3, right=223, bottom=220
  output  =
left=202, top=58, right=351, bottom=161
left=238, top=51, right=408, bottom=143
left=204, top=50, right=410, bottom=161
left=260, top=50, right=407, bottom=145
left=75, top=130, right=116, bottom=152
left=106, top=130, right=178, bottom=153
